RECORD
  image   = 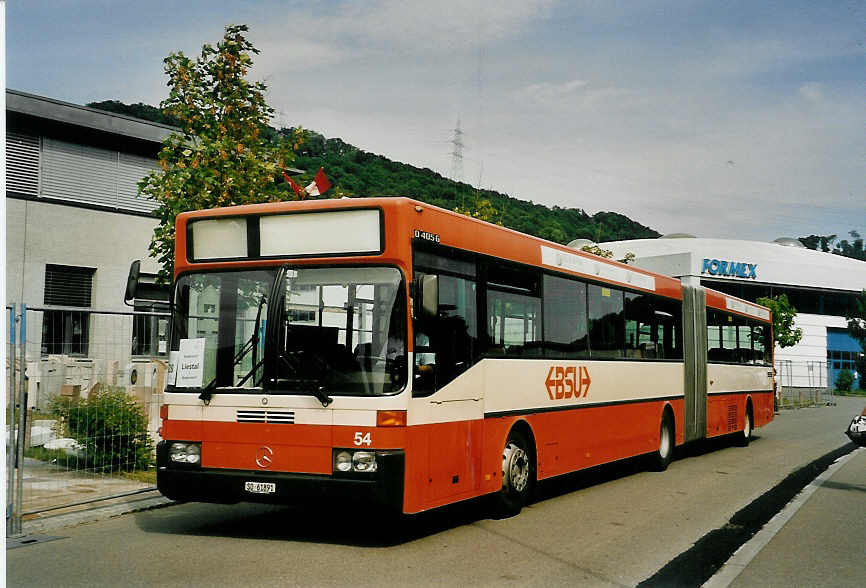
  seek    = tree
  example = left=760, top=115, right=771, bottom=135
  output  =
left=798, top=234, right=836, bottom=252
left=756, top=294, right=802, bottom=348
left=87, top=100, right=181, bottom=127
left=848, top=290, right=866, bottom=348
left=833, top=231, right=866, bottom=261
left=835, top=369, right=854, bottom=392
left=454, top=196, right=503, bottom=225
left=798, top=230, right=866, bottom=261
left=848, top=290, right=866, bottom=386
left=579, top=244, right=634, bottom=265
left=138, top=24, right=300, bottom=281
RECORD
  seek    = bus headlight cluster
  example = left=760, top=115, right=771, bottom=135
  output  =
left=169, top=441, right=201, bottom=465
left=333, top=450, right=377, bottom=473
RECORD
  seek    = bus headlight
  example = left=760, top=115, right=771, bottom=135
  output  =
left=334, top=451, right=353, bottom=472
left=352, top=451, right=378, bottom=473
left=333, top=449, right=378, bottom=474
left=169, top=442, right=202, bottom=465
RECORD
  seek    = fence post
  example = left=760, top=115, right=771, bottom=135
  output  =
left=6, top=304, right=17, bottom=537
left=13, top=305, right=28, bottom=536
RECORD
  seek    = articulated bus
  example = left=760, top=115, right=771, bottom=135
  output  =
left=155, top=197, right=774, bottom=516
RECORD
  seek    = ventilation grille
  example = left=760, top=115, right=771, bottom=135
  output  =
left=41, top=137, right=158, bottom=213
left=237, top=410, right=294, bottom=424
left=44, top=264, right=95, bottom=307
left=727, top=405, right=738, bottom=432
left=6, top=131, right=40, bottom=195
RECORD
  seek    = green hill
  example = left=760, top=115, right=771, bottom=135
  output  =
left=88, top=100, right=661, bottom=244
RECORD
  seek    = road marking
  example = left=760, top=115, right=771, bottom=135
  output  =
left=702, top=446, right=863, bottom=588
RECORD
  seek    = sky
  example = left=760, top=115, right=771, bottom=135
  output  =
left=7, top=0, right=864, bottom=241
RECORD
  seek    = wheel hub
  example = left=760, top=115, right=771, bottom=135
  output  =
left=502, top=442, right=529, bottom=493
left=659, top=424, right=672, bottom=458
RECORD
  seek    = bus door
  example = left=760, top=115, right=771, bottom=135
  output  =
left=682, top=285, right=708, bottom=442
left=411, top=250, right=483, bottom=502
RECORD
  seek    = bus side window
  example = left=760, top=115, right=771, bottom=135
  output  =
left=625, top=292, right=654, bottom=359
left=588, top=284, right=624, bottom=359
left=707, top=310, right=723, bottom=362
left=412, top=272, right=477, bottom=396
left=654, top=297, right=683, bottom=360
left=735, top=317, right=753, bottom=364
left=751, top=322, right=771, bottom=365
left=543, top=275, right=588, bottom=359
left=485, top=261, right=542, bottom=357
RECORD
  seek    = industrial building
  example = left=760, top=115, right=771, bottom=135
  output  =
left=601, top=235, right=866, bottom=389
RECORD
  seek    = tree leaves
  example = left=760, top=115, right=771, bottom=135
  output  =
left=756, top=294, right=803, bottom=349
left=138, top=24, right=299, bottom=281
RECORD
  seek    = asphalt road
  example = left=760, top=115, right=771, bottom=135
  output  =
left=8, top=395, right=865, bottom=588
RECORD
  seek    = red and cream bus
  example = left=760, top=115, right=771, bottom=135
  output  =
left=154, top=197, right=774, bottom=515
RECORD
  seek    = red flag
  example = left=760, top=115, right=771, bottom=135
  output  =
left=282, top=171, right=306, bottom=200
left=305, top=167, right=331, bottom=197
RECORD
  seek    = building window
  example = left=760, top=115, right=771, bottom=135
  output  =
left=42, top=264, right=95, bottom=356
left=132, top=303, right=169, bottom=356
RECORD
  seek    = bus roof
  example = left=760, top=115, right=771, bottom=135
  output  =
left=174, top=197, right=770, bottom=323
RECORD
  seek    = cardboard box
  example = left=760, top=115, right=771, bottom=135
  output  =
left=60, top=384, right=81, bottom=399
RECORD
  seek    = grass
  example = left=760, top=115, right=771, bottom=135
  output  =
left=779, top=397, right=823, bottom=409
left=24, top=445, right=72, bottom=463
left=834, top=388, right=866, bottom=397
left=118, top=468, right=157, bottom=484
left=23, top=445, right=157, bottom=484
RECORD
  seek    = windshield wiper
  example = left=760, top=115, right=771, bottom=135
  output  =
left=277, top=350, right=333, bottom=407
left=199, top=291, right=268, bottom=403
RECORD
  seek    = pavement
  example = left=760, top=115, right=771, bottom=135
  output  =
left=11, top=457, right=172, bottom=536
left=707, top=445, right=866, bottom=587
left=8, top=419, right=865, bottom=587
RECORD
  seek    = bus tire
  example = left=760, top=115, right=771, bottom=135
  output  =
left=736, top=405, right=752, bottom=447
left=651, top=413, right=675, bottom=471
left=492, top=430, right=534, bottom=518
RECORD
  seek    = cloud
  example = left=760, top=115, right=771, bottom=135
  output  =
left=254, top=37, right=347, bottom=75
left=331, top=0, right=558, bottom=49
left=798, top=82, right=824, bottom=103
left=517, top=79, right=588, bottom=102
left=9, top=0, right=861, bottom=242
left=251, top=0, right=559, bottom=70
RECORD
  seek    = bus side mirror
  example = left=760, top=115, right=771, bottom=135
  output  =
left=124, top=260, right=141, bottom=306
left=415, top=274, right=439, bottom=317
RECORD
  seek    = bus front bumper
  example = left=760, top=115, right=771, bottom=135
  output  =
left=156, top=442, right=405, bottom=510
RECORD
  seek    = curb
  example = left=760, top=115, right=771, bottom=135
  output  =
left=19, top=494, right=175, bottom=535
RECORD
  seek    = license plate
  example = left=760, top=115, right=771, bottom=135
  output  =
left=244, top=481, right=276, bottom=494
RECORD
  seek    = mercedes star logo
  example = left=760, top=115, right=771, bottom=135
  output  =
left=255, top=446, right=274, bottom=468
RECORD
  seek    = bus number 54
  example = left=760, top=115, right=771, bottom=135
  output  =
left=354, top=432, right=372, bottom=446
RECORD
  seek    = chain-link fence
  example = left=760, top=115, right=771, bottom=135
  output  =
left=6, top=306, right=169, bottom=534
left=775, top=359, right=835, bottom=409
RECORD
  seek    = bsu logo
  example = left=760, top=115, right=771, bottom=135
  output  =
left=545, top=366, right=591, bottom=400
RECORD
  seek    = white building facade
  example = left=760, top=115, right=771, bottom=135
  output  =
left=5, top=90, right=173, bottom=409
left=601, top=236, right=866, bottom=389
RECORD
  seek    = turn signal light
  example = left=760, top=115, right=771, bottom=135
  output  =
left=376, top=410, right=407, bottom=427
left=160, top=404, right=169, bottom=421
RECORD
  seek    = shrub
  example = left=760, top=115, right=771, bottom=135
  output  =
left=49, top=388, right=153, bottom=472
left=855, top=355, right=866, bottom=390
left=835, top=369, right=855, bottom=392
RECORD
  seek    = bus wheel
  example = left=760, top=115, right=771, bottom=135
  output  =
left=493, top=430, right=534, bottom=517
left=651, top=413, right=674, bottom=471
left=736, top=407, right=752, bottom=447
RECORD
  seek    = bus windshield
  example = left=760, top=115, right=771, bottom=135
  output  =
left=170, top=266, right=407, bottom=397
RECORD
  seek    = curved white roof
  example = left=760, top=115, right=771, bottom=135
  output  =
left=602, top=237, right=866, bottom=292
